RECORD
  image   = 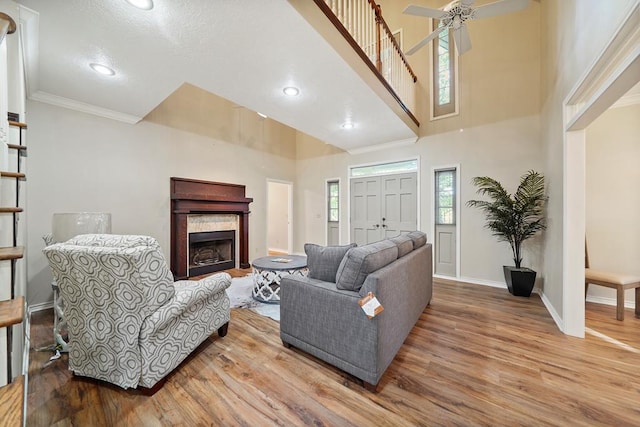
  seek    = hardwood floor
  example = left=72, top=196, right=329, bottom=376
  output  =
left=26, top=279, right=640, bottom=426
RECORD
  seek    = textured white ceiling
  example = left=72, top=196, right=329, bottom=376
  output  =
left=14, top=0, right=418, bottom=152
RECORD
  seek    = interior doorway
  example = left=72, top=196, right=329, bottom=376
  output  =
left=267, top=180, right=292, bottom=255
left=562, top=5, right=639, bottom=337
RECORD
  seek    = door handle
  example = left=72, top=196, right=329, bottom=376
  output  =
left=382, top=224, right=387, bottom=228
left=374, top=224, right=380, bottom=228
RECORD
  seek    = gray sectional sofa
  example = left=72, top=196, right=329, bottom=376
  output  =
left=280, top=231, right=432, bottom=391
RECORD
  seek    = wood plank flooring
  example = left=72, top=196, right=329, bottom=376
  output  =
left=26, top=278, right=640, bottom=426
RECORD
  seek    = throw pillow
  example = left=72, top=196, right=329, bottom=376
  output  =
left=389, top=234, right=413, bottom=258
left=407, top=231, right=427, bottom=249
left=335, top=240, right=398, bottom=291
left=304, top=243, right=357, bottom=282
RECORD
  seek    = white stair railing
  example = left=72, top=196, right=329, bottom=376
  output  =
left=322, top=0, right=417, bottom=120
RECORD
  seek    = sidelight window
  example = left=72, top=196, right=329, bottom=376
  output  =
left=435, top=169, right=455, bottom=225
left=328, top=181, right=339, bottom=222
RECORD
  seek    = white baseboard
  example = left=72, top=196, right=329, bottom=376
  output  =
left=586, top=294, right=635, bottom=308
left=28, top=300, right=53, bottom=314
left=436, top=274, right=506, bottom=289
left=538, top=290, right=564, bottom=332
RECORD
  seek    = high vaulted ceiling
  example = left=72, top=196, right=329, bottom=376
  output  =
left=14, top=0, right=418, bottom=152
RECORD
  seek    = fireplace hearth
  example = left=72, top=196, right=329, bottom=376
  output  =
left=171, top=177, right=253, bottom=279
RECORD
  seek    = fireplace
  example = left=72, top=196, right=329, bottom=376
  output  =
left=189, top=230, right=235, bottom=276
left=170, top=177, right=253, bottom=279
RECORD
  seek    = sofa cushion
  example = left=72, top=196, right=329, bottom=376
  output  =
left=389, top=234, right=413, bottom=258
left=305, top=243, right=357, bottom=282
left=335, top=240, right=398, bottom=291
left=407, top=231, right=427, bottom=249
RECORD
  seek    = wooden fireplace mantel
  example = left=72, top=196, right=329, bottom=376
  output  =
left=170, top=177, right=253, bottom=279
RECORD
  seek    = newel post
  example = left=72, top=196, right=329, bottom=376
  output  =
left=374, top=3, right=382, bottom=73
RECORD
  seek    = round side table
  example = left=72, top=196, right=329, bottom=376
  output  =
left=251, top=255, right=308, bottom=303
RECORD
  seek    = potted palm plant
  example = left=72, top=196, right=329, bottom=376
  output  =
left=467, top=170, right=547, bottom=297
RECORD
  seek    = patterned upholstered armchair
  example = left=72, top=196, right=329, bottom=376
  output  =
left=43, top=234, right=231, bottom=390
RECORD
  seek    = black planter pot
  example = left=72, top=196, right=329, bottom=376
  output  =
left=503, top=266, right=536, bottom=297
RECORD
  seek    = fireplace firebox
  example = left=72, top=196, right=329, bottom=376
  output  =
left=188, top=230, right=235, bottom=276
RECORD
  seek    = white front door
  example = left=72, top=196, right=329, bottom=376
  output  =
left=350, top=176, right=381, bottom=245
left=380, top=173, right=417, bottom=238
left=351, top=173, right=417, bottom=244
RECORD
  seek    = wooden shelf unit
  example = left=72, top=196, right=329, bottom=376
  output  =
left=0, top=297, right=24, bottom=329
left=1, top=117, right=27, bottom=389
left=0, top=247, right=24, bottom=261
left=0, top=171, right=24, bottom=179
left=7, top=121, right=26, bottom=129
left=0, top=207, right=22, bottom=213
left=6, top=144, right=26, bottom=151
left=0, top=374, right=24, bottom=427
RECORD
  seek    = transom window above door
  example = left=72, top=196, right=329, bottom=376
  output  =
left=350, top=159, right=418, bottom=177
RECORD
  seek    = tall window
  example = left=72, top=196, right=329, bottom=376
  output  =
left=327, top=181, right=339, bottom=222
left=432, top=21, right=457, bottom=118
left=435, top=169, right=455, bottom=224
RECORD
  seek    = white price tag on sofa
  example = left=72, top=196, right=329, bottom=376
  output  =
left=359, top=292, right=384, bottom=319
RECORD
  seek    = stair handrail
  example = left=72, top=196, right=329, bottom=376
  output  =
left=318, top=0, right=418, bottom=125
left=369, top=0, right=417, bottom=82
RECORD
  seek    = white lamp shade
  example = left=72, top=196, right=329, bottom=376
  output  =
left=52, top=212, right=112, bottom=243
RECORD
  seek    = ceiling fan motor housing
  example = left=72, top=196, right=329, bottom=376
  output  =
left=441, top=3, right=476, bottom=28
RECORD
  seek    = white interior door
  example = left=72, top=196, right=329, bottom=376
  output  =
left=434, top=168, right=457, bottom=277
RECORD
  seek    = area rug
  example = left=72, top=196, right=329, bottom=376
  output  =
left=226, top=274, right=280, bottom=322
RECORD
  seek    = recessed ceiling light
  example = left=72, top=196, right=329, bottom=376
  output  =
left=342, top=122, right=354, bottom=129
left=125, top=0, right=154, bottom=10
left=257, top=112, right=267, bottom=119
left=283, top=86, right=300, bottom=96
left=89, top=63, right=116, bottom=76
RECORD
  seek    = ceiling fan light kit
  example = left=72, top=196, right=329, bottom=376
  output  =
left=403, top=0, right=530, bottom=56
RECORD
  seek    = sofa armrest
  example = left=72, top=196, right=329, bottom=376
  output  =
left=280, top=275, right=378, bottom=372
left=173, top=272, right=232, bottom=296
left=142, top=273, right=231, bottom=335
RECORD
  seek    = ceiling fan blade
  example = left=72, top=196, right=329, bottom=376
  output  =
left=405, top=25, right=449, bottom=56
left=460, top=0, right=476, bottom=6
left=453, top=25, right=472, bottom=55
left=403, top=4, right=447, bottom=19
left=473, top=0, right=530, bottom=20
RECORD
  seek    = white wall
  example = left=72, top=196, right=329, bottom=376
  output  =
left=585, top=103, right=640, bottom=304
left=294, top=0, right=544, bottom=287
left=26, top=101, right=296, bottom=307
left=540, top=0, right=638, bottom=320
left=295, top=114, right=543, bottom=285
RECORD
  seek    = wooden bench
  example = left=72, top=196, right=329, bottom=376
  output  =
left=585, top=269, right=640, bottom=321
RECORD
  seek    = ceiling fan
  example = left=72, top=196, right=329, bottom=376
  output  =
left=403, top=0, right=530, bottom=55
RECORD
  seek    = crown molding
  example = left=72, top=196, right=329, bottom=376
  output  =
left=29, top=91, right=142, bottom=124
left=347, top=137, right=418, bottom=155
left=610, top=91, right=640, bottom=109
